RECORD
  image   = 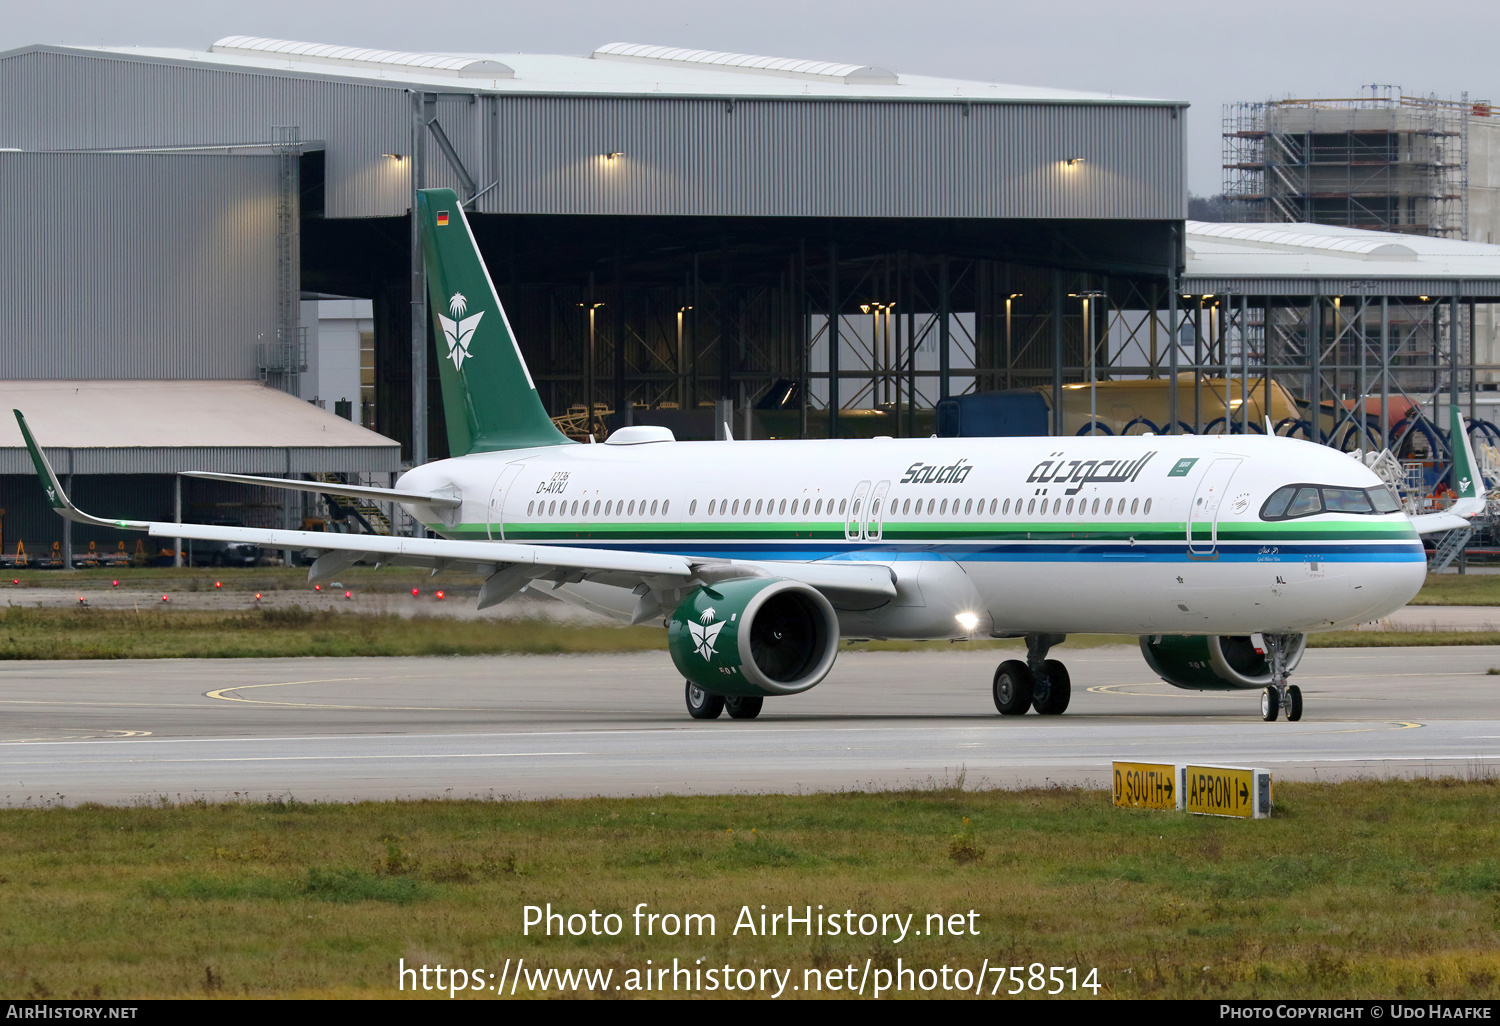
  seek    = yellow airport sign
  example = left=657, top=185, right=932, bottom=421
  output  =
left=1112, top=761, right=1179, bottom=810
left=1181, top=764, right=1272, bottom=819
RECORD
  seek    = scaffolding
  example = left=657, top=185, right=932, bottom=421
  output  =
left=1224, top=87, right=1475, bottom=239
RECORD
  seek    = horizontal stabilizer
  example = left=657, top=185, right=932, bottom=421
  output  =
left=179, top=471, right=462, bottom=510
left=1407, top=511, right=1474, bottom=535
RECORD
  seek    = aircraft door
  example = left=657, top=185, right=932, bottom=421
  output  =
left=1187, top=457, right=1242, bottom=557
left=845, top=481, right=871, bottom=541
left=487, top=463, right=526, bottom=540
left=865, top=480, right=892, bottom=540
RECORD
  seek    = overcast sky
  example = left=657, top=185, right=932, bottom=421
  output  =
left=5, top=0, right=1495, bottom=195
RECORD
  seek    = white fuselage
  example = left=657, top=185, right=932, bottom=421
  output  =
left=396, top=432, right=1425, bottom=639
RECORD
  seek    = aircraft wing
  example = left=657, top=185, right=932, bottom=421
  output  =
left=14, top=409, right=900, bottom=611
left=177, top=470, right=461, bottom=509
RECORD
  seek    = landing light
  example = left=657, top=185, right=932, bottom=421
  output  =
left=955, top=612, right=980, bottom=631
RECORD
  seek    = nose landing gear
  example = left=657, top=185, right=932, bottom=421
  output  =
left=1259, top=633, right=1304, bottom=722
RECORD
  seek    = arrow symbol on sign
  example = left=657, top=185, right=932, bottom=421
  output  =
left=1239, top=781, right=1249, bottom=803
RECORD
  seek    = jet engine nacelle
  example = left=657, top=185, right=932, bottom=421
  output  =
left=1139, top=634, right=1307, bottom=691
left=668, top=578, right=840, bottom=698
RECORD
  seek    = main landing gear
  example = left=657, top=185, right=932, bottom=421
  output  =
left=993, top=633, right=1071, bottom=716
left=684, top=681, right=763, bottom=721
left=1258, top=633, right=1304, bottom=722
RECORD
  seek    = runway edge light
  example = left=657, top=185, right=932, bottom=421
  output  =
left=1112, top=761, right=1181, bottom=811
left=1181, top=764, right=1273, bottom=819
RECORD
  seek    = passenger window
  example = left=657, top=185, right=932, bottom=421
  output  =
left=1144, top=498, right=1152, bottom=515
left=1091, top=498, right=1099, bottom=515
left=964, top=499, right=973, bottom=515
left=1002, top=498, right=1010, bottom=514
left=839, top=499, right=847, bottom=515
left=779, top=499, right=787, bottom=515
left=707, top=500, right=715, bottom=516
left=690, top=500, right=697, bottom=515
left=1130, top=498, right=1139, bottom=515
left=1104, top=498, right=1112, bottom=514
left=1065, top=498, right=1074, bottom=514
left=571, top=501, right=579, bottom=516
left=527, top=501, right=535, bottom=516
left=732, top=500, right=740, bottom=515
left=939, top=499, right=948, bottom=515
left=1027, top=498, right=1036, bottom=515
left=990, top=498, right=998, bottom=515
left=649, top=500, right=658, bottom=515
left=662, top=500, right=669, bottom=515
left=815, top=499, right=823, bottom=515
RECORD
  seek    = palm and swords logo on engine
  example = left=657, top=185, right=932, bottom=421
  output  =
left=438, top=292, right=485, bottom=372
left=688, top=607, right=725, bottom=662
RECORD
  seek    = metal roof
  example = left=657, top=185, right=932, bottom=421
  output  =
left=213, top=35, right=514, bottom=78
left=1184, top=220, right=1500, bottom=296
left=44, top=35, right=1178, bottom=105
left=591, top=42, right=896, bottom=84
left=0, top=380, right=400, bottom=475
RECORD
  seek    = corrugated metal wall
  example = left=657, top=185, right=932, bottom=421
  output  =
left=0, top=446, right=400, bottom=475
left=0, top=151, right=278, bottom=379
left=0, top=49, right=412, bottom=218
left=0, top=48, right=1184, bottom=222
left=479, top=95, right=1184, bottom=220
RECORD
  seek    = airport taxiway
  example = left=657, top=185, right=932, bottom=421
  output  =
left=1, top=646, right=1497, bottom=804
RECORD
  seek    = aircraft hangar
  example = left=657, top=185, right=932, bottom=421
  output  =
left=0, top=35, right=1185, bottom=561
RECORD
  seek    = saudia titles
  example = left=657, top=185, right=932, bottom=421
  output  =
left=900, top=459, right=976, bottom=485
left=1026, top=451, right=1157, bottom=496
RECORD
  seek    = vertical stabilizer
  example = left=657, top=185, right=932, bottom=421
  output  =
left=417, top=189, right=572, bottom=454
left=1449, top=404, right=1485, bottom=512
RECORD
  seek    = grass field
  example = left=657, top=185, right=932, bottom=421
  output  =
left=5, top=605, right=1498, bottom=659
left=1, top=780, right=1496, bottom=999
left=9, top=566, right=1500, bottom=603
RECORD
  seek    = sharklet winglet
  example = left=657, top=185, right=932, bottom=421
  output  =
left=13, top=410, right=150, bottom=531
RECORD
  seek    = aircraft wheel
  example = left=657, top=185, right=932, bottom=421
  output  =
left=1261, top=687, right=1280, bottom=722
left=685, top=681, right=725, bottom=720
left=993, top=660, right=1033, bottom=716
left=1286, top=684, right=1303, bottom=722
left=726, top=695, right=764, bottom=720
left=1034, top=660, right=1071, bottom=715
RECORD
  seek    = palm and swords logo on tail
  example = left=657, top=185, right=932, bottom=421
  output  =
left=437, top=292, right=484, bottom=372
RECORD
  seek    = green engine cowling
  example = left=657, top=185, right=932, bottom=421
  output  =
left=667, top=578, right=840, bottom=698
left=1140, top=634, right=1307, bottom=691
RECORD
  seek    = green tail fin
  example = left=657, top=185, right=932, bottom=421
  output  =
left=417, top=189, right=572, bottom=454
left=1450, top=404, right=1482, bottom=500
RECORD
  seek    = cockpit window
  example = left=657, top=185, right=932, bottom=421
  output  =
left=1370, top=487, right=1402, bottom=513
left=1323, top=488, right=1373, bottom=514
left=1286, top=487, right=1322, bottom=517
left=1261, top=483, right=1403, bottom=521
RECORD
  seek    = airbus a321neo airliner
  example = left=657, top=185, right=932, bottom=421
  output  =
left=17, top=189, right=1485, bottom=723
